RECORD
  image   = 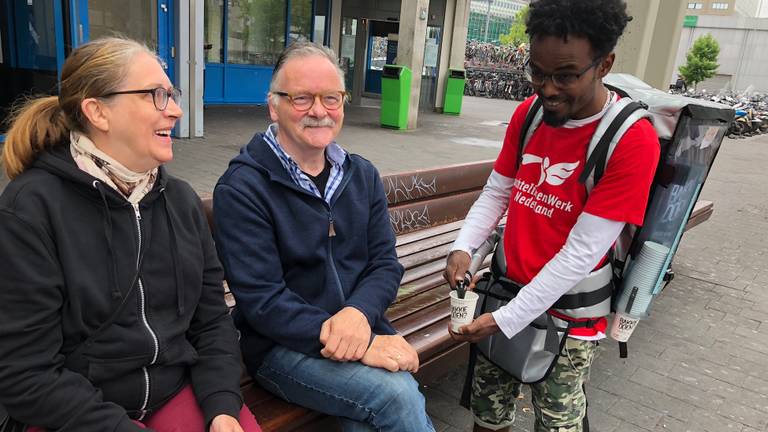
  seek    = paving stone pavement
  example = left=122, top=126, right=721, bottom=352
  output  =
left=2, top=97, right=767, bottom=431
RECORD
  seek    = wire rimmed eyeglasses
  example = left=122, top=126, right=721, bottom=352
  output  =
left=101, top=87, right=182, bottom=111
left=272, top=91, right=347, bottom=112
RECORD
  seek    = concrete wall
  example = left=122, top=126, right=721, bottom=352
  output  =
left=673, top=15, right=768, bottom=92
left=613, top=0, right=687, bottom=90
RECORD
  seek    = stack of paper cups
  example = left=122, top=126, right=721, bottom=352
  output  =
left=611, top=241, right=670, bottom=342
left=615, top=241, right=671, bottom=317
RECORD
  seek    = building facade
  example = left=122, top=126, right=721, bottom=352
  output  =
left=672, top=14, right=768, bottom=92
left=466, top=0, right=528, bottom=43
left=685, top=1, right=735, bottom=15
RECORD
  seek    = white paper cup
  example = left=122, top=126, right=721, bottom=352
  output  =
left=609, top=313, right=640, bottom=342
left=450, top=290, right=479, bottom=333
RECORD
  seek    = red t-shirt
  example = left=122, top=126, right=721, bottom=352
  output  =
left=495, top=96, right=660, bottom=335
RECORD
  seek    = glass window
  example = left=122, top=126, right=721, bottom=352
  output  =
left=289, top=0, right=312, bottom=44
left=204, top=0, right=224, bottom=63
left=7, top=1, right=59, bottom=70
left=369, top=36, right=387, bottom=71
left=313, top=0, right=328, bottom=44
left=227, top=0, right=285, bottom=65
left=340, top=17, right=357, bottom=91
left=88, top=0, right=158, bottom=49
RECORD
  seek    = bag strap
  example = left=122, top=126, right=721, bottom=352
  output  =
left=460, top=344, right=478, bottom=409
left=543, top=314, right=562, bottom=354
left=579, top=98, right=651, bottom=191
left=551, top=281, right=612, bottom=310
left=517, top=96, right=544, bottom=169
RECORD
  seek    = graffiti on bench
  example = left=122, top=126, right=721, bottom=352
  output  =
left=390, top=205, right=432, bottom=234
left=385, top=174, right=438, bottom=203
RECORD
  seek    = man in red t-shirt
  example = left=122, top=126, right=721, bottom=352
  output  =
left=444, top=1, right=660, bottom=431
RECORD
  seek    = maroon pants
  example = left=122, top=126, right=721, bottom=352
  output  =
left=27, top=385, right=262, bottom=432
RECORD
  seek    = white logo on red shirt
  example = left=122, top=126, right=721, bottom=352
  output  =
left=521, top=153, right=580, bottom=187
left=512, top=153, right=579, bottom=218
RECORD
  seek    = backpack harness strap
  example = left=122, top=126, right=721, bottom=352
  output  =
left=579, top=99, right=651, bottom=190
left=517, top=96, right=544, bottom=168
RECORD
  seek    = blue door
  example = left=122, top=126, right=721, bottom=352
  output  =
left=203, top=0, right=323, bottom=105
left=1, top=0, right=67, bottom=141
left=364, top=20, right=398, bottom=95
left=69, top=0, right=175, bottom=80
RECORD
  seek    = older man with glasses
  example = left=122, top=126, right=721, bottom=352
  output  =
left=212, top=41, right=435, bottom=432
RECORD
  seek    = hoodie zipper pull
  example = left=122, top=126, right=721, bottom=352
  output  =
left=328, top=217, right=336, bottom=237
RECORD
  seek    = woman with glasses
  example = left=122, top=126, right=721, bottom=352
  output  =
left=0, top=37, right=261, bottom=432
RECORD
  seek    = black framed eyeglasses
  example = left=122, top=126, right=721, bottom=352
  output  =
left=100, top=87, right=182, bottom=111
left=272, top=91, right=347, bottom=112
left=524, top=58, right=602, bottom=88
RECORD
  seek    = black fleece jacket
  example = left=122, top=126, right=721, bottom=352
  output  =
left=0, top=145, right=243, bottom=431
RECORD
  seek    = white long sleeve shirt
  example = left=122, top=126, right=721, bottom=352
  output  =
left=451, top=170, right=624, bottom=339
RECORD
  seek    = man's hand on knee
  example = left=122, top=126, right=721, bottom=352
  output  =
left=319, top=306, right=372, bottom=361
left=361, top=335, right=419, bottom=373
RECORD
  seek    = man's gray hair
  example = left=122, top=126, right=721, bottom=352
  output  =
left=269, top=41, right=346, bottom=94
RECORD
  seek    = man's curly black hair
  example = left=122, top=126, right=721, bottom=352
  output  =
left=525, top=0, right=632, bottom=59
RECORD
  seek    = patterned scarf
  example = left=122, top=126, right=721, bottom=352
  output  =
left=69, top=132, right=158, bottom=205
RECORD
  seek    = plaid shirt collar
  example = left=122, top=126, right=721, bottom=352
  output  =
left=264, top=123, right=347, bottom=203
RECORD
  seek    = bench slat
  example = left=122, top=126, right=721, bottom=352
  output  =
left=398, top=242, right=454, bottom=270
left=396, top=230, right=459, bottom=259
left=395, top=215, right=507, bottom=247
left=395, top=220, right=465, bottom=247
left=684, top=200, right=713, bottom=232
left=383, top=160, right=493, bottom=206
left=395, top=272, right=447, bottom=304
left=388, top=190, right=482, bottom=235
left=391, top=296, right=450, bottom=336
left=405, top=318, right=458, bottom=361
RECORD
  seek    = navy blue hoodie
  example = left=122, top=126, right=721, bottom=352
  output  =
left=213, top=134, right=404, bottom=373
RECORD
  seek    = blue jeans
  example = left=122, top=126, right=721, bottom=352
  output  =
left=254, top=345, right=435, bottom=432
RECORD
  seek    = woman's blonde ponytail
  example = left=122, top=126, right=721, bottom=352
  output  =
left=2, top=96, right=69, bottom=179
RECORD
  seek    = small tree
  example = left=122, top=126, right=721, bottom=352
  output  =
left=499, top=6, right=529, bottom=47
left=678, top=34, right=720, bottom=90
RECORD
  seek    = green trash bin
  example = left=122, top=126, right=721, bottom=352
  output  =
left=380, top=65, right=412, bottom=129
left=443, top=69, right=466, bottom=115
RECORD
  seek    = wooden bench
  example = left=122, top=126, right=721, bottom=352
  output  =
left=201, top=159, right=715, bottom=431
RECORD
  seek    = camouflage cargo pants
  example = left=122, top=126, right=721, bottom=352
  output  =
left=471, top=337, right=598, bottom=431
